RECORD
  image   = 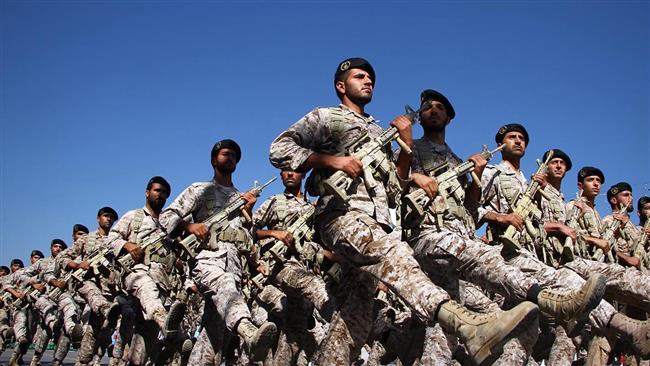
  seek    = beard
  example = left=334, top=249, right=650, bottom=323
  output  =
left=216, top=162, right=236, bottom=175
left=148, top=197, right=166, bottom=212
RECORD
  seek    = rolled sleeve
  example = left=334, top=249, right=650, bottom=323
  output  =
left=269, top=108, right=329, bottom=172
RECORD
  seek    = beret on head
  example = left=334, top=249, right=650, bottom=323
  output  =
left=11, top=259, right=24, bottom=267
left=147, top=176, right=171, bottom=195
left=31, top=250, right=44, bottom=258
left=543, top=149, right=572, bottom=171
left=607, top=182, right=632, bottom=200
left=0, top=266, right=9, bottom=274
left=495, top=123, right=529, bottom=145
left=97, top=207, right=118, bottom=220
left=72, top=224, right=89, bottom=234
left=334, top=57, right=375, bottom=85
left=211, top=139, right=241, bottom=162
left=51, top=239, right=67, bottom=249
left=577, top=166, right=604, bottom=184
left=419, top=89, right=455, bottom=120
left=638, top=196, right=650, bottom=212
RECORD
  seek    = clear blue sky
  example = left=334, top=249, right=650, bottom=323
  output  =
left=1, top=1, right=648, bottom=264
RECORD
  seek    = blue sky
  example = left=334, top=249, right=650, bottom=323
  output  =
left=1, top=1, right=648, bottom=264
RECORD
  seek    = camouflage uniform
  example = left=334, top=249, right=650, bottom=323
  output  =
left=107, top=206, right=178, bottom=364
left=159, top=180, right=256, bottom=361
left=601, top=212, right=642, bottom=261
left=57, top=231, right=120, bottom=365
left=5, top=267, right=38, bottom=365
left=270, top=105, right=468, bottom=364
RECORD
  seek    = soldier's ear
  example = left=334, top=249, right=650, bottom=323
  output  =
left=577, top=181, right=583, bottom=190
left=335, top=80, right=346, bottom=95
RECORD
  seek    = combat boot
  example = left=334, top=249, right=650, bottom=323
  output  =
left=608, top=313, right=650, bottom=358
left=29, top=353, right=42, bottom=366
left=70, top=324, right=84, bottom=347
left=152, top=301, right=186, bottom=340
left=236, top=318, right=278, bottom=362
left=536, top=273, right=606, bottom=336
left=436, top=300, right=539, bottom=365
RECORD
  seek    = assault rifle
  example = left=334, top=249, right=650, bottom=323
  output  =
left=176, top=178, right=277, bottom=259
left=48, top=246, right=114, bottom=303
left=322, top=103, right=429, bottom=202
left=251, top=204, right=316, bottom=289
left=630, top=218, right=650, bottom=262
left=500, top=150, right=555, bottom=252
left=404, top=144, right=504, bottom=220
left=594, top=203, right=629, bottom=262
left=561, top=190, right=584, bottom=262
left=116, top=229, right=167, bottom=272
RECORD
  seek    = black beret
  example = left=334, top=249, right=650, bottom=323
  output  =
left=31, top=250, right=44, bottom=258
left=607, top=182, right=632, bottom=200
left=0, top=266, right=9, bottom=274
left=419, top=89, right=456, bottom=120
left=495, top=123, right=529, bottom=145
left=147, top=176, right=171, bottom=195
left=543, top=149, right=572, bottom=171
left=638, top=196, right=650, bottom=212
left=211, top=139, right=242, bottom=163
left=51, top=239, right=67, bottom=249
left=577, top=166, right=605, bottom=183
left=72, top=224, right=89, bottom=234
left=334, top=57, right=375, bottom=85
left=97, top=207, right=118, bottom=220
left=10, top=259, right=24, bottom=267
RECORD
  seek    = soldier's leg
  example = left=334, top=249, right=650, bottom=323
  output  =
left=52, top=331, right=71, bottom=366
left=566, top=258, right=650, bottom=312
left=77, top=282, right=119, bottom=327
left=254, top=284, right=287, bottom=317
left=76, top=311, right=102, bottom=365
left=9, top=308, right=30, bottom=365
left=124, top=268, right=181, bottom=336
left=274, top=261, right=334, bottom=320
left=29, top=322, right=49, bottom=366
left=0, top=307, right=10, bottom=355
left=319, top=211, right=540, bottom=366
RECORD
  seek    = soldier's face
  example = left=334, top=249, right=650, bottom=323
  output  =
left=10, top=264, right=21, bottom=273
left=336, top=69, right=373, bottom=105
left=97, top=213, right=115, bottom=231
left=212, top=148, right=237, bottom=175
left=30, top=255, right=41, bottom=264
left=281, top=170, right=303, bottom=190
left=578, top=176, right=601, bottom=198
left=73, top=230, right=87, bottom=242
left=419, top=100, right=450, bottom=132
left=547, top=158, right=567, bottom=179
left=146, top=183, right=169, bottom=211
left=612, top=191, right=633, bottom=212
left=51, top=244, right=63, bottom=256
left=501, top=132, right=526, bottom=158
left=639, top=202, right=650, bottom=221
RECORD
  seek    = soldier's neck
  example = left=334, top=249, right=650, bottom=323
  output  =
left=97, top=227, right=109, bottom=236
left=213, top=171, right=233, bottom=187
left=341, top=99, right=364, bottom=115
left=145, top=203, right=161, bottom=219
left=548, top=178, right=562, bottom=192
left=423, top=130, right=445, bottom=145
left=285, top=187, right=303, bottom=198
left=503, top=158, right=521, bottom=172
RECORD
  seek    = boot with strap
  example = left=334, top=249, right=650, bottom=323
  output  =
left=536, top=273, right=606, bottom=337
left=236, top=318, right=278, bottom=362
left=436, top=300, right=539, bottom=366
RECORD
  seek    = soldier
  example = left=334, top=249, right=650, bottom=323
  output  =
left=403, top=90, right=612, bottom=365
left=637, top=196, right=650, bottom=271
left=107, top=176, right=185, bottom=365
left=57, top=207, right=122, bottom=366
left=600, top=182, right=642, bottom=267
left=269, top=57, right=539, bottom=366
left=252, top=168, right=333, bottom=362
left=159, top=139, right=277, bottom=363
left=72, top=224, right=90, bottom=242
left=0, top=264, right=17, bottom=356
left=479, top=125, right=650, bottom=359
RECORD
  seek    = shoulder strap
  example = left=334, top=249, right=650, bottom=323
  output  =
left=132, top=209, right=145, bottom=243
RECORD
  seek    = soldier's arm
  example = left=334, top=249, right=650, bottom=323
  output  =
left=477, top=166, right=524, bottom=230
left=107, top=211, right=135, bottom=257
left=159, top=184, right=201, bottom=235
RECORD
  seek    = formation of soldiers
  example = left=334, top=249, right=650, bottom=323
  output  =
left=1, top=57, right=649, bottom=366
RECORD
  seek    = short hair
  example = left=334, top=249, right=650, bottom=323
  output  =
left=146, top=176, right=171, bottom=195
left=10, top=259, right=24, bottom=267
left=0, top=266, right=9, bottom=275
left=72, top=224, right=89, bottom=234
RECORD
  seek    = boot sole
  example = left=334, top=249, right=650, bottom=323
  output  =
left=164, top=301, right=186, bottom=339
left=472, top=302, right=539, bottom=366
left=250, top=322, right=278, bottom=362
left=565, top=273, right=606, bottom=337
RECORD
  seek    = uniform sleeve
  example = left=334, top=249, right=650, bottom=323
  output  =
left=477, top=165, right=500, bottom=225
left=252, top=197, right=275, bottom=231
left=107, top=210, right=134, bottom=257
left=269, top=108, right=330, bottom=171
left=57, top=236, right=85, bottom=270
left=159, top=184, right=202, bottom=234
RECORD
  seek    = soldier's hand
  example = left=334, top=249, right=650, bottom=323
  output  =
left=256, top=261, right=269, bottom=276
left=532, top=173, right=548, bottom=189
left=501, top=213, right=525, bottom=231
left=77, top=261, right=90, bottom=270
left=273, top=231, right=294, bottom=247
left=32, top=283, right=46, bottom=293
left=412, top=173, right=439, bottom=198
left=468, top=153, right=488, bottom=178
left=123, top=242, right=144, bottom=264
left=559, top=225, right=577, bottom=242
left=241, top=192, right=257, bottom=211
left=595, top=239, right=611, bottom=253
left=330, top=156, right=363, bottom=179
left=51, top=279, right=66, bottom=289
left=187, top=223, right=209, bottom=242
left=644, top=226, right=650, bottom=237
left=390, top=115, right=413, bottom=147
left=613, top=213, right=629, bottom=226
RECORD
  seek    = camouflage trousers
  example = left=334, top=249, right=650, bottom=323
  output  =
left=77, top=280, right=113, bottom=315
left=187, top=299, right=230, bottom=366
left=0, top=307, right=10, bottom=349
left=313, top=210, right=451, bottom=365
left=123, top=263, right=167, bottom=325
left=565, top=258, right=650, bottom=312
left=33, top=295, right=60, bottom=332
left=58, top=292, right=81, bottom=337
left=191, top=241, right=251, bottom=332
left=506, top=249, right=617, bottom=330
left=273, top=260, right=334, bottom=320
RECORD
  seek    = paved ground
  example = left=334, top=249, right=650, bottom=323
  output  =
left=0, top=349, right=109, bottom=365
